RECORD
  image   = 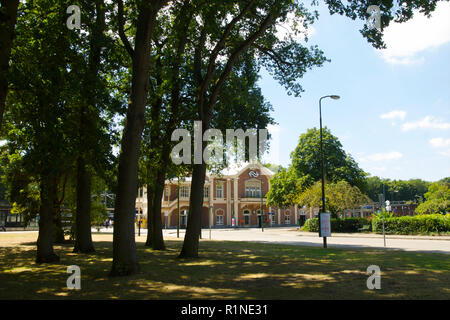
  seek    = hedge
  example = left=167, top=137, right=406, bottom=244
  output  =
left=302, top=217, right=370, bottom=233
left=372, top=214, right=450, bottom=235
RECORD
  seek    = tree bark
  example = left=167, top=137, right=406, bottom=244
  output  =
left=111, top=0, right=167, bottom=277
left=36, top=175, right=60, bottom=263
left=52, top=176, right=66, bottom=244
left=149, top=158, right=168, bottom=250
left=178, top=161, right=206, bottom=258
left=144, top=0, right=193, bottom=251
left=145, top=182, right=153, bottom=247
left=72, top=0, right=105, bottom=254
left=0, top=0, right=19, bottom=133
left=73, top=157, right=95, bottom=253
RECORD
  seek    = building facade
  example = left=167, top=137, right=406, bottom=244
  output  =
left=135, top=162, right=303, bottom=228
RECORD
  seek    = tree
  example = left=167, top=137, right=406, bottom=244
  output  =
left=4, top=0, right=120, bottom=261
left=290, top=127, right=367, bottom=191
left=139, top=0, right=196, bottom=251
left=73, top=0, right=107, bottom=254
left=365, top=176, right=430, bottom=202
left=110, top=0, right=169, bottom=276
left=296, top=180, right=371, bottom=218
left=416, top=182, right=449, bottom=214
left=179, top=0, right=327, bottom=259
left=0, top=0, right=20, bottom=132
left=266, top=168, right=300, bottom=208
left=5, top=0, right=86, bottom=262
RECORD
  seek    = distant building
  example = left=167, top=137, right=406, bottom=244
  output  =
left=135, top=162, right=301, bottom=228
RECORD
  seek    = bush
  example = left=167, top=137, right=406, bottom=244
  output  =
left=372, top=214, right=450, bottom=235
left=302, top=217, right=370, bottom=233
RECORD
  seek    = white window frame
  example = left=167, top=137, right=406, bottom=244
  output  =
left=216, top=214, right=224, bottom=226
left=180, top=186, right=189, bottom=198
left=284, top=214, right=291, bottom=224
left=216, top=183, right=223, bottom=198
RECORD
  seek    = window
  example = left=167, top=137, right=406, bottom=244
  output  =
left=216, top=183, right=223, bottom=198
left=285, top=214, right=291, bottom=224
left=164, top=187, right=169, bottom=200
left=216, top=212, right=224, bottom=226
left=180, top=210, right=188, bottom=227
left=180, top=186, right=189, bottom=198
left=244, top=210, right=250, bottom=225
left=245, top=180, right=262, bottom=198
left=204, top=186, right=209, bottom=198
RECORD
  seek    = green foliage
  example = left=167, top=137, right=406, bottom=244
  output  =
left=302, top=217, right=370, bottom=233
left=266, top=168, right=301, bottom=208
left=416, top=182, right=450, bottom=214
left=296, top=180, right=370, bottom=217
left=91, top=200, right=108, bottom=227
left=372, top=214, right=450, bottom=235
left=373, top=209, right=395, bottom=219
left=0, top=150, right=40, bottom=226
left=365, top=176, right=430, bottom=202
left=290, top=128, right=367, bottom=191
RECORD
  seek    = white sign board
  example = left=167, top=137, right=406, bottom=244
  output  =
left=320, top=213, right=331, bottom=237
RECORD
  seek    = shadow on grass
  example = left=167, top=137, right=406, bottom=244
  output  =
left=0, top=239, right=449, bottom=299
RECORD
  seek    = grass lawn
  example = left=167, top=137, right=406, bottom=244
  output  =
left=0, top=232, right=449, bottom=299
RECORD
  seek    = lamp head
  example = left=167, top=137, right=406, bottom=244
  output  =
left=330, top=95, right=340, bottom=100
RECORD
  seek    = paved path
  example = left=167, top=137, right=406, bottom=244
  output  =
left=162, top=227, right=450, bottom=254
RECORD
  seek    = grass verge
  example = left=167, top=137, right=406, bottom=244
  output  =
left=0, top=232, right=449, bottom=299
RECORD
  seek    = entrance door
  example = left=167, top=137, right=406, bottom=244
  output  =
left=243, top=210, right=250, bottom=226
left=180, top=210, right=188, bottom=228
left=299, top=215, right=306, bottom=226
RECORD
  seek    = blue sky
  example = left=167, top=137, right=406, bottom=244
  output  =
left=259, top=2, right=450, bottom=182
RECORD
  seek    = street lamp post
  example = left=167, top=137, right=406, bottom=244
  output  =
left=319, top=95, right=340, bottom=249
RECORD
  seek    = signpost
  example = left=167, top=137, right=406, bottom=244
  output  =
left=320, top=212, right=331, bottom=238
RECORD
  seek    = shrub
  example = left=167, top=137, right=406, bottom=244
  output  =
left=302, top=217, right=370, bottom=233
left=372, top=214, right=450, bottom=235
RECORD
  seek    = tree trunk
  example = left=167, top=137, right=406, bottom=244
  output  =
left=150, top=161, right=168, bottom=250
left=52, top=177, right=65, bottom=244
left=178, top=162, right=206, bottom=258
left=0, top=0, right=19, bottom=133
left=53, top=207, right=65, bottom=244
left=145, top=183, right=153, bottom=247
left=73, top=157, right=95, bottom=253
left=36, top=175, right=60, bottom=263
left=111, top=0, right=167, bottom=276
left=72, top=0, right=104, bottom=254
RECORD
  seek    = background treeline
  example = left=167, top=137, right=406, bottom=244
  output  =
left=266, top=128, right=449, bottom=216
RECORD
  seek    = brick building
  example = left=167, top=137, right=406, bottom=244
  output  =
left=135, top=162, right=303, bottom=228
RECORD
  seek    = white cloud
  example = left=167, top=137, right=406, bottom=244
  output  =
left=430, top=137, right=450, bottom=148
left=380, top=110, right=407, bottom=121
left=358, top=151, right=403, bottom=162
left=402, top=116, right=450, bottom=131
left=378, top=2, right=450, bottom=64
left=429, top=137, right=450, bottom=157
